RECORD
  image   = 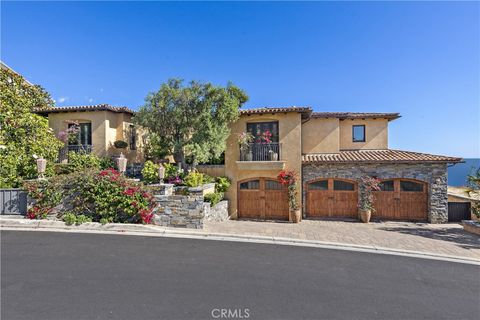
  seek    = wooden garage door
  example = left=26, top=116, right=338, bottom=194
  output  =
left=374, top=179, right=428, bottom=221
left=306, top=178, right=358, bottom=218
left=238, top=178, right=289, bottom=220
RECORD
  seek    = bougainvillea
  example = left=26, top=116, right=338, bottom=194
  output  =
left=277, top=170, right=298, bottom=210
left=358, top=175, right=381, bottom=212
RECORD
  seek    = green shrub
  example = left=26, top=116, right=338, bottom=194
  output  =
left=75, top=215, right=92, bottom=225
left=63, top=212, right=76, bottom=225
left=203, top=174, right=214, bottom=184
left=215, top=176, right=231, bottom=193
left=68, top=152, right=101, bottom=171
left=100, top=217, right=109, bottom=225
left=99, top=157, right=115, bottom=170
left=24, top=177, right=65, bottom=219
left=204, top=192, right=223, bottom=207
left=184, top=171, right=204, bottom=187
left=163, top=163, right=178, bottom=179
left=114, top=140, right=128, bottom=149
left=142, top=160, right=159, bottom=184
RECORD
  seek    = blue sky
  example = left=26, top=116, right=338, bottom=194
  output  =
left=2, top=1, right=479, bottom=157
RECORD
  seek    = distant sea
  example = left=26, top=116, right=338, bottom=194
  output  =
left=448, top=158, right=480, bottom=186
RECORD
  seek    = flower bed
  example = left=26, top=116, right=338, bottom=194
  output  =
left=24, top=168, right=156, bottom=224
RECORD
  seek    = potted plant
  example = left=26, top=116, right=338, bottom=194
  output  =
left=114, top=140, right=128, bottom=149
left=357, top=175, right=381, bottom=223
left=278, top=170, right=301, bottom=223
left=237, top=132, right=254, bottom=161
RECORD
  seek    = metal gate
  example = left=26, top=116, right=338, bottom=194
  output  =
left=0, top=189, right=28, bottom=215
left=448, top=202, right=471, bottom=222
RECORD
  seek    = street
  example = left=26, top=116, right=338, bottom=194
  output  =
left=1, top=230, right=479, bottom=320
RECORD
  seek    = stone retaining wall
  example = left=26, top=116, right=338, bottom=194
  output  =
left=302, top=163, right=448, bottom=223
left=153, top=195, right=209, bottom=229
left=205, top=200, right=229, bottom=222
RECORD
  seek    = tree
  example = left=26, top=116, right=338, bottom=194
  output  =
left=467, top=167, right=480, bottom=218
left=134, top=79, right=248, bottom=166
left=0, top=66, right=63, bottom=187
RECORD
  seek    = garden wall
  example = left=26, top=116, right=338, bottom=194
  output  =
left=196, top=165, right=225, bottom=177
left=152, top=195, right=229, bottom=228
left=0, top=189, right=27, bottom=215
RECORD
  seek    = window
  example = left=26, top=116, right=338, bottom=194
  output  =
left=240, top=180, right=260, bottom=190
left=68, top=123, right=92, bottom=146
left=308, top=180, right=328, bottom=190
left=129, top=125, right=136, bottom=150
left=400, top=181, right=424, bottom=192
left=352, top=125, right=365, bottom=142
left=246, top=121, right=279, bottom=143
left=333, top=180, right=355, bottom=191
left=265, top=180, right=284, bottom=190
left=378, top=180, right=394, bottom=191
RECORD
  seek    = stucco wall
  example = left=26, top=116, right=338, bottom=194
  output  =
left=224, top=112, right=303, bottom=218
left=47, top=111, right=145, bottom=162
left=339, top=119, right=388, bottom=150
left=302, top=118, right=340, bottom=153
left=302, top=163, right=448, bottom=223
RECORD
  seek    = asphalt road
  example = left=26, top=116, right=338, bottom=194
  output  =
left=1, top=231, right=479, bottom=320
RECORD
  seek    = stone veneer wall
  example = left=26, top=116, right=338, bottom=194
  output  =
left=153, top=195, right=209, bottom=229
left=302, top=163, right=448, bottom=223
left=152, top=195, right=229, bottom=228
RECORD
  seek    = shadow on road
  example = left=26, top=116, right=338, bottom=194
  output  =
left=379, top=226, right=480, bottom=250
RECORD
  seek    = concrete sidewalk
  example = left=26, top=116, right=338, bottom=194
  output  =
left=1, top=216, right=479, bottom=264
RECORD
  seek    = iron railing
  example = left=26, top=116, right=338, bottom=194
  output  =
left=58, top=145, right=93, bottom=162
left=239, top=143, right=281, bottom=161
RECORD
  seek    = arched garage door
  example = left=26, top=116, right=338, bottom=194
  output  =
left=374, top=179, right=428, bottom=221
left=306, top=178, right=358, bottom=218
left=238, top=178, right=289, bottom=220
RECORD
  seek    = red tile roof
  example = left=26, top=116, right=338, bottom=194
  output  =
left=302, top=149, right=462, bottom=164
left=240, top=107, right=313, bottom=118
left=35, top=104, right=134, bottom=115
left=312, top=112, right=400, bottom=120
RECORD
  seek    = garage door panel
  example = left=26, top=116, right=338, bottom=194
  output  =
left=374, top=179, right=427, bottom=221
left=331, top=192, right=357, bottom=217
left=307, top=191, right=330, bottom=217
left=306, top=179, right=357, bottom=218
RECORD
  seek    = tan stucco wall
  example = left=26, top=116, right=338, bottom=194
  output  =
left=302, top=118, right=340, bottom=153
left=224, top=112, right=303, bottom=218
left=47, top=111, right=145, bottom=163
left=339, top=118, right=388, bottom=150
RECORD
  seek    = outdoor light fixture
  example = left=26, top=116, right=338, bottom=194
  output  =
left=117, top=152, right=128, bottom=174
left=36, top=156, right=47, bottom=179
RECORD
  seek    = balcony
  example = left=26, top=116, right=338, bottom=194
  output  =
left=58, top=145, right=93, bottom=163
left=237, top=143, right=285, bottom=170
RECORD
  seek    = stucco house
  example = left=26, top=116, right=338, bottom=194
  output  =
left=221, top=107, right=462, bottom=223
left=35, top=105, right=145, bottom=163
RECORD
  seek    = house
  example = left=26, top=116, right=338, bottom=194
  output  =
left=447, top=186, right=479, bottom=222
left=35, top=105, right=145, bottom=163
left=222, top=107, right=462, bottom=223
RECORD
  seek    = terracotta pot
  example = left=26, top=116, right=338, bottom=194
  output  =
left=358, top=209, right=371, bottom=223
left=290, top=209, right=302, bottom=223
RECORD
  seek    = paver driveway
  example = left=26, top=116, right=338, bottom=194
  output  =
left=204, top=219, right=480, bottom=260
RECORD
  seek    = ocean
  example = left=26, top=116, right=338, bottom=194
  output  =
left=448, top=158, right=480, bottom=186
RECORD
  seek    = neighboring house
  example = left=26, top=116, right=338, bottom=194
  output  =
left=447, top=186, right=479, bottom=222
left=35, top=105, right=145, bottom=163
left=222, top=107, right=462, bottom=223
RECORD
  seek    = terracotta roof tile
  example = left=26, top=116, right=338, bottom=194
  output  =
left=241, top=106, right=312, bottom=118
left=302, top=149, right=462, bottom=164
left=35, top=104, right=135, bottom=115
left=311, top=112, right=400, bottom=120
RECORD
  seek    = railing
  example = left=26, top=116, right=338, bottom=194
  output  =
left=239, top=143, right=281, bottom=161
left=58, top=145, right=93, bottom=162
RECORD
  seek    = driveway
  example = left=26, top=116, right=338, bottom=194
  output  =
left=205, top=219, right=480, bottom=260
left=2, top=231, right=479, bottom=320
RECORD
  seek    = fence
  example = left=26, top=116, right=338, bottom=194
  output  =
left=196, top=165, right=225, bottom=177
left=0, top=189, right=27, bottom=215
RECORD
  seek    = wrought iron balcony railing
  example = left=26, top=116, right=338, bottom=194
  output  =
left=58, top=145, right=93, bottom=163
left=239, top=143, right=281, bottom=161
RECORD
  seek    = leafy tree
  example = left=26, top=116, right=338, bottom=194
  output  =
left=134, top=79, right=248, bottom=167
left=0, top=66, right=63, bottom=187
left=467, top=167, right=480, bottom=218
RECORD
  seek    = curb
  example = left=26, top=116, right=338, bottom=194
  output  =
left=1, top=218, right=479, bottom=265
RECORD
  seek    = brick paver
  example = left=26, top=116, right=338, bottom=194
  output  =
left=204, top=219, right=480, bottom=259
